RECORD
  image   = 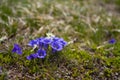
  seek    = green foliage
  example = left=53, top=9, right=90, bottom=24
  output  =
left=104, top=0, right=120, bottom=7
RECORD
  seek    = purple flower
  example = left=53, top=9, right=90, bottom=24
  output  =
left=28, top=37, right=44, bottom=48
left=12, top=44, right=22, bottom=55
left=36, top=49, right=46, bottom=58
left=26, top=53, right=37, bottom=60
left=41, top=37, right=52, bottom=49
left=37, top=37, right=44, bottom=48
left=108, top=39, right=116, bottom=44
left=53, top=37, right=60, bottom=42
left=50, top=41, right=63, bottom=51
left=26, top=36, right=67, bottom=59
left=28, top=39, right=38, bottom=47
left=52, top=37, right=67, bottom=47
left=42, top=37, right=52, bottom=44
left=58, top=39, right=67, bottom=47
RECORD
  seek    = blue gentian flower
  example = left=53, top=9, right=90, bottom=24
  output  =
left=58, top=38, right=67, bottom=47
left=28, top=39, right=38, bottom=47
left=35, top=38, right=43, bottom=48
left=42, top=37, right=52, bottom=44
left=26, top=35, right=67, bottom=59
left=12, top=44, right=22, bottom=55
left=52, top=37, right=67, bottom=47
left=60, top=40, right=67, bottom=47
left=36, top=49, right=46, bottom=58
left=53, top=37, right=60, bottom=42
left=50, top=41, right=63, bottom=51
left=26, top=53, right=37, bottom=60
left=108, top=38, right=116, bottom=44
left=41, top=37, right=52, bottom=49
left=28, top=38, right=44, bottom=48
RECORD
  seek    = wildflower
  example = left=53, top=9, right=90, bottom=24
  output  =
left=26, top=53, right=37, bottom=60
left=58, top=38, right=67, bottom=47
left=40, top=37, right=52, bottom=49
left=42, top=37, right=52, bottom=44
left=52, top=37, right=67, bottom=47
left=26, top=34, right=67, bottom=59
left=108, top=38, right=116, bottom=44
left=28, top=37, right=44, bottom=48
left=50, top=41, right=63, bottom=51
left=36, top=49, right=47, bottom=58
left=28, top=39, right=38, bottom=47
left=12, top=44, right=22, bottom=55
left=52, top=37, right=60, bottom=42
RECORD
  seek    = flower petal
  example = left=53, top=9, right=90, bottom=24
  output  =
left=26, top=53, right=37, bottom=60
left=36, top=49, right=46, bottom=58
left=28, top=39, right=37, bottom=47
left=108, top=39, right=116, bottom=44
left=42, top=37, right=52, bottom=44
left=12, top=44, right=22, bottom=55
left=50, top=42, right=63, bottom=51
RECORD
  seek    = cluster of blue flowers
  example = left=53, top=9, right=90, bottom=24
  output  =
left=12, top=33, right=116, bottom=60
left=12, top=35, right=67, bottom=60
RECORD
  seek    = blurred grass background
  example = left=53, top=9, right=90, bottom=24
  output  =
left=0, top=0, right=120, bottom=79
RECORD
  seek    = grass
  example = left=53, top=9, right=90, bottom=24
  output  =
left=0, top=0, right=120, bottom=79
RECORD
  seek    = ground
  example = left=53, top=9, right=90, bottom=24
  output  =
left=0, top=0, right=120, bottom=80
